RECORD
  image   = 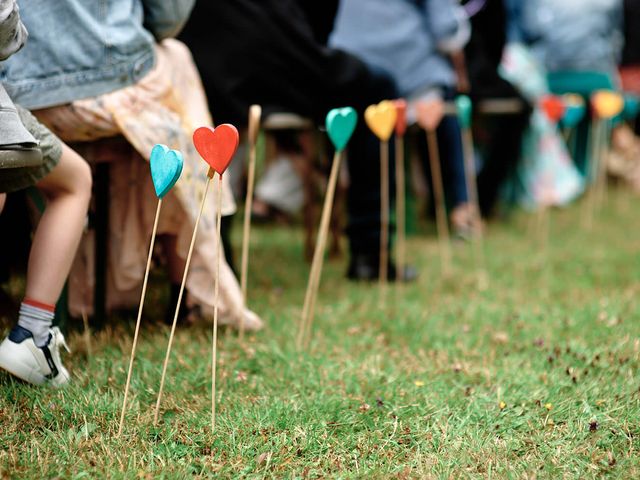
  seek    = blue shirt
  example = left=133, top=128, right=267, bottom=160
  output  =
left=330, top=0, right=469, bottom=97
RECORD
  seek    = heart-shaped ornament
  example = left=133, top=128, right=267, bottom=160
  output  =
left=591, top=90, right=624, bottom=119
left=326, top=107, right=358, bottom=152
left=193, top=124, right=240, bottom=176
left=394, top=99, right=408, bottom=137
left=455, top=95, right=473, bottom=129
left=416, top=99, right=445, bottom=131
left=150, top=144, right=184, bottom=199
left=561, top=94, right=586, bottom=128
left=623, top=94, right=640, bottom=120
left=365, top=100, right=397, bottom=141
left=540, top=95, right=566, bottom=123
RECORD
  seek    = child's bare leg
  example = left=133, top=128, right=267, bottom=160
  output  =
left=25, top=144, right=92, bottom=305
left=0, top=193, right=5, bottom=214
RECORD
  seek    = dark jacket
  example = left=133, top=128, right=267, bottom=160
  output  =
left=178, top=0, right=375, bottom=126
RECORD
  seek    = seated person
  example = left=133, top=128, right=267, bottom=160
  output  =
left=462, top=0, right=532, bottom=216
left=1, top=0, right=263, bottom=329
left=0, top=0, right=91, bottom=386
left=179, top=0, right=415, bottom=281
left=330, top=0, right=477, bottom=236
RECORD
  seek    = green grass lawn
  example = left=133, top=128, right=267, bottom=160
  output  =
left=1, top=191, right=640, bottom=479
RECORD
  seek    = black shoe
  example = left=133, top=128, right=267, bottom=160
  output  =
left=347, top=254, right=418, bottom=282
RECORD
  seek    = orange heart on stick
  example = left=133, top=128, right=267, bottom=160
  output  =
left=193, top=124, right=240, bottom=176
left=394, top=99, right=408, bottom=137
left=540, top=95, right=566, bottom=123
left=365, top=100, right=397, bottom=141
left=591, top=90, right=624, bottom=119
left=416, top=99, right=445, bottom=131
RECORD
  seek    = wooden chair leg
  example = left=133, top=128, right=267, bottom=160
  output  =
left=93, top=162, right=109, bottom=329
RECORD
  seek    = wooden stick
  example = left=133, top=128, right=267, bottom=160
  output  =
left=461, top=128, right=487, bottom=288
left=395, top=134, right=406, bottom=283
left=425, top=130, right=452, bottom=276
left=583, top=118, right=603, bottom=229
left=379, top=140, right=390, bottom=290
left=118, top=198, right=162, bottom=437
left=211, top=174, right=223, bottom=433
left=154, top=175, right=212, bottom=425
left=240, top=106, right=261, bottom=341
left=297, top=151, right=342, bottom=349
left=595, top=118, right=610, bottom=210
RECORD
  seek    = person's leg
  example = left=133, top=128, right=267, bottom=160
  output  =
left=344, top=69, right=397, bottom=272
left=24, top=144, right=92, bottom=306
left=0, top=143, right=90, bottom=387
left=477, top=106, right=530, bottom=217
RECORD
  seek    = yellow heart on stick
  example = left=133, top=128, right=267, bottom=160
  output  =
left=365, top=100, right=397, bottom=141
left=591, top=90, right=624, bottom=119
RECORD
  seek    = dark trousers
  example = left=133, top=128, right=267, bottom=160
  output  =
left=340, top=69, right=398, bottom=256
left=474, top=98, right=531, bottom=216
left=416, top=90, right=468, bottom=212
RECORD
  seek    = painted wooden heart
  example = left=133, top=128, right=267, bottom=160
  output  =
left=455, top=95, right=473, bottom=129
left=561, top=94, right=586, bottom=128
left=193, top=124, right=240, bottom=175
left=326, top=107, right=358, bottom=152
left=394, top=99, right=408, bottom=137
left=149, top=144, right=183, bottom=199
left=540, top=95, right=566, bottom=123
left=416, top=99, right=444, bottom=132
left=591, top=90, right=624, bottom=120
left=365, top=100, right=397, bottom=141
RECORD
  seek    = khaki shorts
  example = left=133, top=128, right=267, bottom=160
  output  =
left=0, top=106, right=63, bottom=193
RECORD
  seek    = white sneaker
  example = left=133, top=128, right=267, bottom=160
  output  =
left=0, top=326, right=71, bottom=387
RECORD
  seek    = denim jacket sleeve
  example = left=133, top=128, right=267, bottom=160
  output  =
left=422, top=0, right=470, bottom=53
left=142, top=0, right=195, bottom=40
left=0, top=0, right=27, bottom=60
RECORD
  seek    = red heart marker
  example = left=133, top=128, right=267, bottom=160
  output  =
left=193, top=124, right=239, bottom=176
left=394, top=99, right=408, bottom=137
left=540, top=95, right=565, bottom=124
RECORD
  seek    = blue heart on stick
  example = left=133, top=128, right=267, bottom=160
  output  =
left=150, top=144, right=184, bottom=199
left=326, top=107, right=358, bottom=152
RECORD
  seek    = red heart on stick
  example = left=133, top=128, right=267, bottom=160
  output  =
left=193, top=124, right=239, bottom=176
left=540, top=95, right=565, bottom=124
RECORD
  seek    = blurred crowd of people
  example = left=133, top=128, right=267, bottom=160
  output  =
left=0, top=0, right=638, bottom=385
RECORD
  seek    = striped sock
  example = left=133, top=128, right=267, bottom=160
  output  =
left=17, top=298, right=55, bottom=347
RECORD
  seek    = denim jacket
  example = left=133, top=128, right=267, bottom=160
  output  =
left=506, top=0, right=623, bottom=73
left=330, top=0, right=470, bottom=97
left=0, top=0, right=195, bottom=109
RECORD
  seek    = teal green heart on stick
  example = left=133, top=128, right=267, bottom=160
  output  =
left=623, top=95, right=640, bottom=121
left=326, top=107, right=358, bottom=152
left=455, top=95, right=473, bottom=129
left=150, top=144, right=184, bottom=198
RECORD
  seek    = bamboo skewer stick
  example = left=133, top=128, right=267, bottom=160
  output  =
left=118, top=199, right=163, bottom=436
left=154, top=174, right=212, bottom=425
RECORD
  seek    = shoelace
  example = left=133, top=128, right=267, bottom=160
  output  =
left=53, top=330, right=71, bottom=354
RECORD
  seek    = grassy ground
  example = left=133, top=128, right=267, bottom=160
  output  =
left=1, top=190, right=640, bottom=479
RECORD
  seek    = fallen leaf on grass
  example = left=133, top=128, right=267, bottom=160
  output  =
left=544, top=403, right=553, bottom=411
left=499, top=401, right=506, bottom=410
left=358, top=403, right=371, bottom=412
left=493, top=332, right=509, bottom=344
left=414, top=380, right=425, bottom=387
